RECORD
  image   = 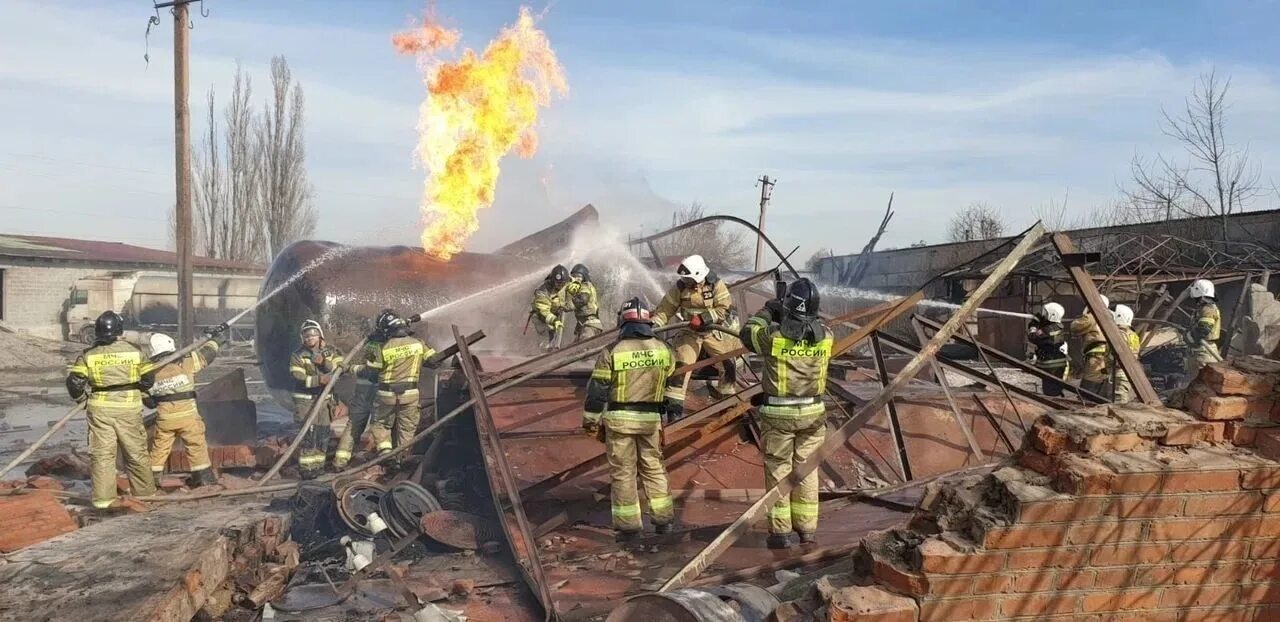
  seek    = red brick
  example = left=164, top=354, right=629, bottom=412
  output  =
left=970, top=575, right=1009, bottom=595
left=1006, top=548, right=1088, bottom=570
left=1209, top=562, right=1254, bottom=584
left=871, top=558, right=929, bottom=596
left=1016, top=497, right=1107, bottom=523
left=917, top=538, right=1006, bottom=574
left=1258, top=515, right=1280, bottom=537
left=209, top=445, right=256, bottom=469
left=1225, top=420, right=1257, bottom=446
left=1160, top=421, right=1224, bottom=446
left=1082, top=432, right=1148, bottom=455
left=1158, top=469, right=1241, bottom=493
left=1056, top=570, right=1094, bottom=590
left=917, top=599, right=994, bottom=622
left=1240, top=584, right=1280, bottom=605
left=1249, top=397, right=1277, bottom=418
left=1266, top=493, right=1280, bottom=513
left=1082, top=588, right=1161, bottom=613
left=1031, top=421, right=1069, bottom=455
left=166, top=446, right=193, bottom=472
left=0, top=492, right=77, bottom=552
left=827, top=586, right=919, bottom=622
left=1016, top=448, right=1062, bottom=478
left=1252, top=539, right=1280, bottom=559
left=1199, top=363, right=1276, bottom=396
left=1181, top=607, right=1263, bottom=622
left=982, top=524, right=1068, bottom=549
left=1066, top=520, right=1144, bottom=545
left=1109, top=472, right=1165, bottom=494
left=1170, top=539, right=1249, bottom=563
left=924, top=577, right=971, bottom=597
left=1190, top=391, right=1249, bottom=421
left=1256, top=430, right=1280, bottom=462
left=1160, top=585, right=1240, bottom=608
left=1093, top=568, right=1135, bottom=589
left=1136, top=564, right=1217, bottom=586
left=1183, top=491, right=1265, bottom=516
left=1011, top=572, right=1056, bottom=593
left=1090, top=543, right=1169, bottom=566
left=1100, top=495, right=1185, bottom=519
left=1052, top=454, right=1116, bottom=495
left=1149, top=517, right=1259, bottom=541
left=999, top=593, right=1079, bottom=617
left=1243, top=466, right=1280, bottom=490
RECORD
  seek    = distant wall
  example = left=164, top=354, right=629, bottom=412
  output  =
left=0, top=264, right=98, bottom=340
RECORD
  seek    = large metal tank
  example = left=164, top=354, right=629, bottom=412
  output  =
left=254, top=206, right=619, bottom=405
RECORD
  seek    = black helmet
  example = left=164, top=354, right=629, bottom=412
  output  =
left=375, top=309, right=404, bottom=335
left=95, top=311, right=124, bottom=342
left=548, top=264, right=569, bottom=284
left=783, top=278, right=820, bottom=318
left=618, top=297, right=653, bottom=324
left=570, top=263, right=590, bottom=281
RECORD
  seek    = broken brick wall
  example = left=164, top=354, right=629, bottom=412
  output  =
left=811, top=355, right=1280, bottom=621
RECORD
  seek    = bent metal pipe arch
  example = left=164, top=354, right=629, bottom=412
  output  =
left=626, top=214, right=802, bottom=279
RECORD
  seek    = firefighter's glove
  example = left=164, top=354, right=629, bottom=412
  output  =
left=690, top=312, right=713, bottom=332
left=204, top=322, right=230, bottom=338
left=582, top=413, right=602, bottom=440
left=664, top=398, right=684, bottom=424
left=764, top=300, right=785, bottom=322
left=407, top=313, right=423, bottom=324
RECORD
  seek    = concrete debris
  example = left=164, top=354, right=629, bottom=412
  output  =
left=24, top=452, right=90, bottom=479
left=0, top=330, right=67, bottom=370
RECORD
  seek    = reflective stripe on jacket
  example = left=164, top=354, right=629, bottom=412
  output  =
left=68, top=341, right=153, bottom=413
left=146, top=341, right=219, bottom=419
left=651, top=275, right=734, bottom=327
left=742, top=311, right=833, bottom=426
left=587, top=337, right=676, bottom=434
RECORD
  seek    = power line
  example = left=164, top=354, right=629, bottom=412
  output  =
left=2, top=153, right=163, bottom=176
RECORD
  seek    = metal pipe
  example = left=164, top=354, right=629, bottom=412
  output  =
left=625, top=214, right=802, bottom=278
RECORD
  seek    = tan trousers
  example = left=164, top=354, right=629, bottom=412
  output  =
left=292, top=396, right=334, bottom=474
left=671, top=329, right=744, bottom=394
left=605, top=427, right=673, bottom=531
left=372, top=398, right=421, bottom=452
left=335, top=382, right=377, bottom=466
left=150, top=415, right=211, bottom=472
left=88, top=408, right=155, bottom=508
left=761, top=417, right=825, bottom=535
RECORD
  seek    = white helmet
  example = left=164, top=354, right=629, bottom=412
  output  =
left=1113, top=304, right=1134, bottom=328
left=1189, top=279, right=1215, bottom=300
left=1099, top=294, right=1110, bottom=310
left=676, top=254, right=710, bottom=284
left=149, top=333, right=176, bottom=357
left=1040, top=302, right=1065, bottom=323
left=300, top=319, right=324, bottom=339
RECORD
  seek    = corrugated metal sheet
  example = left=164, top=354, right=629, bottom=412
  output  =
left=0, top=234, right=263, bottom=273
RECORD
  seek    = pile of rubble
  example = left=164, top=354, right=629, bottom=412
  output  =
left=782, top=356, right=1280, bottom=621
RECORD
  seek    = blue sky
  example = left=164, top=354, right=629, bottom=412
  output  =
left=1, top=0, right=1278, bottom=261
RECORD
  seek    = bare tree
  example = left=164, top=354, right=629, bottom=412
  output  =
left=1125, top=70, right=1263, bottom=238
left=649, top=203, right=750, bottom=270
left=947, top=202, right=1006, bottom=242
left=805, top=247, right=832, bottom=273
left=257, top=56, right=315, bottom=258
left=191, top=65, right=264, bottom=261
left=1035, top=189, right=1149, bottom=230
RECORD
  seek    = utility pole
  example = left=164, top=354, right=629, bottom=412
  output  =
left=753, top=174, right=775, bottom=272
left=160, top=0, right=196, bottom=346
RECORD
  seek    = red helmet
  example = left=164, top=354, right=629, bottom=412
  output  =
left=618, top=297, right=652, bottom=324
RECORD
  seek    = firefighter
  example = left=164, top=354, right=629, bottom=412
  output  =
left=566, top=263, right=604, bottom=341
left=333, top=317, right=389, bottom=470
left=365, top=310, right=439, bottom=464
left=1069, top=294, right=1110, bottom=397
left=530, top=264, right=571, bottom=349
left=1185, top=279, right=1222, bottom=378
left=652, top=254, right=744, bottom=399
left=582, top=297, right=682, bottom=542
left=740, top=278, right=833, bottom=549
left=65, top=311, right=157, bottom=508
left=289, top=319, right=344, bottom=478
left=1027, top=302, right=1069, bottom=396
left=144, top=325, right=227, bottom=487
left=1111, top=304, right=1141, bottom=403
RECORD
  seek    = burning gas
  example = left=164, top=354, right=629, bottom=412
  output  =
left=394, top=7, right=567, bottom=261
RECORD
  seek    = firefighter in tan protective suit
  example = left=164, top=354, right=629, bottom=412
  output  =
left=333, top=324, right=387, bottom=470
left=582, top=297, right=683, bottom=542
left=65, top=311, right=158, bottom=508
left=144, top=324, right=227, bottom=487
left=289, top=319, right=344, bottom=478
left=364, top=310, right=439, bottom=465
left=566, top=263, right=604, bottom=341
left=1111, top=305, right=1141, bottom=403
left=740, top=278, right=833, bottom=549
left=652, top=254, right=743, bottom=401
left=530, top=265, right=571, bottom=349
left=1069, top=295, right=1111, bottom=397
left=1185, top=279, right=1222, bottom=378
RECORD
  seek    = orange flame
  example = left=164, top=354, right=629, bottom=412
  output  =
left=394, top=7, right=567, bottom=261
